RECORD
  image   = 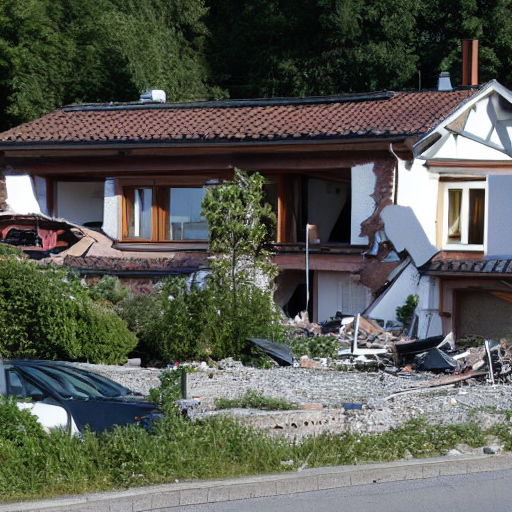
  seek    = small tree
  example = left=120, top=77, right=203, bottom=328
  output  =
left=201, top=169, right=279, bottom=357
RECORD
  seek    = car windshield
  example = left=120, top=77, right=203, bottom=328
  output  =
left=17, top=364, right=131, bottom=400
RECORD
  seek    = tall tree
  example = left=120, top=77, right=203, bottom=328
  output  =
left=0, top=0, right=220, bottom=131
left=206, top=0, right=512, bottom=97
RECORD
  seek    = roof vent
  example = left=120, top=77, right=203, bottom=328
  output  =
left=437, top=72, right=453, bottom=91
left=140, top=90, right=166, bottom=103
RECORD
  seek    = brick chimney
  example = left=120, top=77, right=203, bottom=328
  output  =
left=462, top=39, right=478, bottom=86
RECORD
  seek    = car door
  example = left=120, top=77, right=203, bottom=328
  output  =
left=5, top=368, right=74, bottom=433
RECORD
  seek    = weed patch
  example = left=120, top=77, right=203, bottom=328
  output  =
left=215, top=390, right=298, bottom=411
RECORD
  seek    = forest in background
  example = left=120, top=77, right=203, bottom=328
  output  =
left=0, top=0, right=511, bottom=131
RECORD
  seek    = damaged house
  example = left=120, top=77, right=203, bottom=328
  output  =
left=1, top=47, right=512, bottom=342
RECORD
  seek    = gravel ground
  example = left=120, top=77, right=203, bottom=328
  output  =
left=73, top=360, right=512, bottom=434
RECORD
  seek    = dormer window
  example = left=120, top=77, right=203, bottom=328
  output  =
left=442, top=181, right=485, bottom=250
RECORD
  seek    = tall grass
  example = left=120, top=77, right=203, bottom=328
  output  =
left=2, top=378, right=511, bottom=504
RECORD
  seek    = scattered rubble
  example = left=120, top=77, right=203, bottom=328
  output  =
left=74, top=313, right=512, bottom=441
left=286, top=312, right=512, bottom=385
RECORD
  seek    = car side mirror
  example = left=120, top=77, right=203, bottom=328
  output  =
left=29, top=391, right=44, bottom=402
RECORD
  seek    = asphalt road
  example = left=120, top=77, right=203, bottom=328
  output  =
left=178, top=468, right=512, bottom=512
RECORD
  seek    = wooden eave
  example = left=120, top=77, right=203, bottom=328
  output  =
left=426, top=159, right=512, bottom=174
left=0, top=137, right=412, bottom=177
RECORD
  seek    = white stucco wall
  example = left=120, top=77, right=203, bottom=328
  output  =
left=103, top=178, right=119, bottom=240
left=395, top=159, right=439, bottom=245
left=366, top=261, right=419, bottom=325
left=5, top=175, right=41, bottom=214
left=366, top=262, right=442, bottom=337
left=56, top=181, right=104, bottom=225
left=317, top=271, right=371, bottom=322
left=351, top=163, right=376, bottom=245
left=486, top=175, right=512, bottom=259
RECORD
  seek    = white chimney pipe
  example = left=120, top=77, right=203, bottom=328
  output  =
left=140, top=90, right=166, bottom=103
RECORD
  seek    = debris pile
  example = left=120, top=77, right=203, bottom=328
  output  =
left=286, top=312, right=512, bottom=384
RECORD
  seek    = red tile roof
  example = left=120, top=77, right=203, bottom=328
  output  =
left=0, top=90, right=478, bottom=145
left=424, top=258, right=512, bottom=275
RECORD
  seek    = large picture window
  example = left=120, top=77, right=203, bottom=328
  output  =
left=442, top=181, right=485, bottom=250
left=123, top=185, right=207, bottom=241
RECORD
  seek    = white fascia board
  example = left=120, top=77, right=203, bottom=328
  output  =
left=413, top=80, right=502, bottom=158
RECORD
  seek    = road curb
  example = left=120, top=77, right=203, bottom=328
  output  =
left=3, top=453, right=512, bottom=512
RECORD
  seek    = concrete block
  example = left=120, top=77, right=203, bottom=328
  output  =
left=421, top=463, right=442, bottom=479
left=250, top=481, right=277, bottom=498
left=108, top=501, right=133, bottom=512
left=151, top=491, right=180, bottom=509
left=297, top=475, right=318, bottom=493
left=318, top=472, right=352, bottom=490
left=378, top=464, right=423, bottom=483
left=467, top=455, right=512, bottom=473
left=179, top=488, right=209, bottom=506
left=276, top=477, right=299, bottom=495
left=438, top=461, right=467, bottom=476
left=63, top=504, right=109, bottom=512
left=228, top=484, right=252, bottom=501
left=132, top=494, right=153, bottom=511
left=208, top=486, right=231, bottom=503
left=350, top=468, right=387, bottom=486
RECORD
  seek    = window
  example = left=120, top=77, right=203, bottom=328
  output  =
left=442, top=181, right=485, bottom=249
left=123, top=185, right=207, bottom=242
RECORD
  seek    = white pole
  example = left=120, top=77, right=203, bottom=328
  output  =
left=305, top=224, right=310, bottom=313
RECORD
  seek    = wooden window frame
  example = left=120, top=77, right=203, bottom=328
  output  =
left=120, top=179, right=208, bottom=243
left=441, top=180, right=486, bottom=251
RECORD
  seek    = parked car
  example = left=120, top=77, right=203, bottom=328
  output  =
left=0, top=360, right=161, bottom=433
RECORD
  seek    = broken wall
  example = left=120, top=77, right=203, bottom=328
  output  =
left=5, top=175, right=41, bottom=214
left=366, top=260, right=419, bottom=327
left=366, top=262, right=442, bottom=338
left=396, top=159, right=439, bottom=245
left=307, top=178, right=349, bottom=243
left=351, top=163, right=376, bottom=245
left=316, top=270, right=371, bottom=322
left=56, top=181, right=104, bottom=226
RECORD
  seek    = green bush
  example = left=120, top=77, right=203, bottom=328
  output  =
left=116, top=293, right=163, bottom=362
left=0, top=397, right=46, bottom=446
left=89, top=275, right=128, bottom=305
left=0, top=256, right=136, bottom=363
left=396, top=294, right=419, bottom=329
left=144, top=278, right=209, bottom=362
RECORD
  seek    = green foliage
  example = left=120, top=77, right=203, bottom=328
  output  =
left=396, top=294, right=419, bottom=329
left=215, top=390, right=298, bottom=411
left=0, top=244, right=23, bottom=257
left=206, top=0, right=512, bottom=98
left=200, top=170, right=279, bottom=359
left=116, top=293, right=163, bottom=362
left=89, top=275, right=128, bottom=305
left=0, top=256, right=136, bottom=363
left=144, top=278, right=208, bottom=362
left=0, top=0, right=222, bottom=131
left=0, top=397, right=46, bottom=446
left=202, top=170, right=275, bottom=260
left=286, top=335, right=340, bottom=359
